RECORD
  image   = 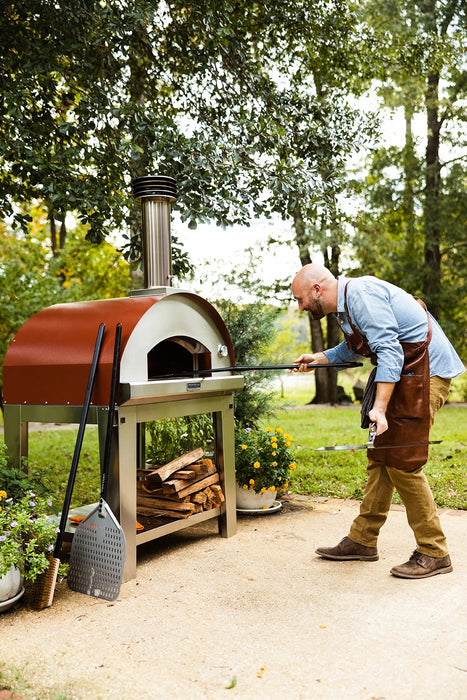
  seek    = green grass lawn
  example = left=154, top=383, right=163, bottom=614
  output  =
left=1, top=390, right=465, bottom=511
left=271, top=403, right=466, bottom=509
left=1, top=426, right=102, bottom=511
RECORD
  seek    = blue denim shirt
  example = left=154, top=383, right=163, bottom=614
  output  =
left=324, top=276, right=465, bottom=383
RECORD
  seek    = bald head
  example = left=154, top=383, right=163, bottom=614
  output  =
left=292, top=264, right=338, bottom=319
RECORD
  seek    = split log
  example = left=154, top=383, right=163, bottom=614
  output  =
left=204, top=486, right=214, bottom=502
left=142, top=508, right=192, bottom=519
left=169, top=472, right=220, bottom=500
left=163, top=461, right=217, bottom=494
left=209, top=484, right=225, bottom=507
left=138, top=484, right=191, bottom=502
left=171, top=469, right=197, bottom=480
left=144, top=447, right=204, bottom=488
left=137, top=505, right=189, bottom=519
left=189, top=458, right=213, bottom=474
left=137, top=506, right=165, bottom=518
left=137, top=495, right=196, bottom=512
left=140, top=483, right=165, bottom=495
left=191, top=491, right=208, bottom=505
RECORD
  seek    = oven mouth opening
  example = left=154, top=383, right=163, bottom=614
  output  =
left=148, top=336, right=211, bottom=380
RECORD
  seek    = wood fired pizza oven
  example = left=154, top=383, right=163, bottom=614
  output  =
left=2, top=291, right=237, bottom=407
left=2, top=175, right=243, bottom=582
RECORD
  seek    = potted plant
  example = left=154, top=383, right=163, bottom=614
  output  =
left=235, top=426, right=296, bottom=510
left=0, top=488, right=62, bottom=607
left=0, top=445, right=66, bottom=610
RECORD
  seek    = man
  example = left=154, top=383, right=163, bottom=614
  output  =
left=292, top=263, right=464, bottom=579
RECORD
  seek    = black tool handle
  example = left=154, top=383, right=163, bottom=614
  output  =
left=156, top=362, right=363, bottom=380
left=54, top=322, right=105, bottom=558
left=202, top=362, right=363, bottom=373
left=100, top=322, right=122, bottom=507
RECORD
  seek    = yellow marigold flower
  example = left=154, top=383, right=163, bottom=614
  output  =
left=272, top=462, right=277, bottom=467
left=241, top=444, right=247, bottom=450
left=272, top=451, right=277, bottom=456
left=285, top=441, right=290, bottom=447
left=260, top=487, right=266, bottom=493
left=249, top=479, right=255, bottom=486
left=289, top=463, right=296, bottom=470
left=242, top=484, right=248, bottom=490
left=266, top=427, right=273, bottom=432
left=284, top=433, right=291, bottom=440
left=0, top=490, right=7, bottom=499
left=268, top=486, right=276, bottom=491
left=253, top=461, right=260, bottom=469
left=276, top=428, right=283, bottom=434
left=284, top=481, right=289, bottom=488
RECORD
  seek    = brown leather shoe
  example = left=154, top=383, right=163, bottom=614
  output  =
left=390, top=551, right=453, bottom=579
left=316, top=536, right=379, bottom=561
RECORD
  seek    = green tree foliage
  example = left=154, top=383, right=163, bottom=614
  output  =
left=351, top=0, right=467, bottom=356
left=0, top=1, right=372, bottom=264
left=214, top=300, right=280, bottom=428
left=0, top=211, right=130, bottom=404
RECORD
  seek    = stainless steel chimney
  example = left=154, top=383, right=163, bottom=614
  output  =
left=131, top=175, right=177, bottom=295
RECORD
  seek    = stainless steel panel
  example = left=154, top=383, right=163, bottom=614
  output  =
left=120, top=376, right=244, bottom=405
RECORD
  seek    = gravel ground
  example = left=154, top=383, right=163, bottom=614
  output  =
left=1, top=496, right=466, bottom=700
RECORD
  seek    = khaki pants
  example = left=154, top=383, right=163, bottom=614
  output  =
left=349, top=376, right=452, bottom=558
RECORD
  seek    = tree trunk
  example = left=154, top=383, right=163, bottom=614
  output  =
left=293, top=204, right=330, bottom=403
left=293, top=205, right=311, bottom=265
left=323, top=243, right=341, bottom=404
left=422, top=69, right=441, bottom=319
left=402, top=104, right=417, bottom=271
left=50, top=214, right=57, bottom=255
left=59, top=219, right=67, bottom=250
left=309, top=316, right=329, bottom=403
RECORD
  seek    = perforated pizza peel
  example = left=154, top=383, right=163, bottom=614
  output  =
left=68, top=323, right=126, bottom=601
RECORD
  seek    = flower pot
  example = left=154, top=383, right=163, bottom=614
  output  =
left=236, top=484, right=277, bottom=510
left=0, top=566, right=23, bottom=603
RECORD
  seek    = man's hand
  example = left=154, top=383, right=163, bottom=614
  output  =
left=369, top=381, right=395, bottom=435
left=291, top=352, right=329, bottom=372
left=368, top=406, right=389, bottom=435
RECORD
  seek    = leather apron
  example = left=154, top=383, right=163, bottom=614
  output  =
left=343, top=282, right=432, bottom=470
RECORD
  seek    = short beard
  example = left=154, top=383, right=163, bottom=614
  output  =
left=307, top=299, right=325, bottom=320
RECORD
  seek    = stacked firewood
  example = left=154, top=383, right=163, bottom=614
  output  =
left=137, top=447, right=225, bottom=520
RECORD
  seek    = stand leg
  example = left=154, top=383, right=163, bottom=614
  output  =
left=214, top=397, right=237, bottom=538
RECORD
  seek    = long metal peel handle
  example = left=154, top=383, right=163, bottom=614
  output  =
left=101, top=322, right=122, bottom=503
left=54, top=322, right=105, bottom=558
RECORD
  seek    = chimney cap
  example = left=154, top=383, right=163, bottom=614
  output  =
left=132, top=175, right=177, bottom=200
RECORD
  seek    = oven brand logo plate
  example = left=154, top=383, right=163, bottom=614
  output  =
left=187, top=381, right=202, bottom=391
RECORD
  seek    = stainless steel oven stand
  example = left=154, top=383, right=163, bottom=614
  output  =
left=3, top=383, right=241, bottom=582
